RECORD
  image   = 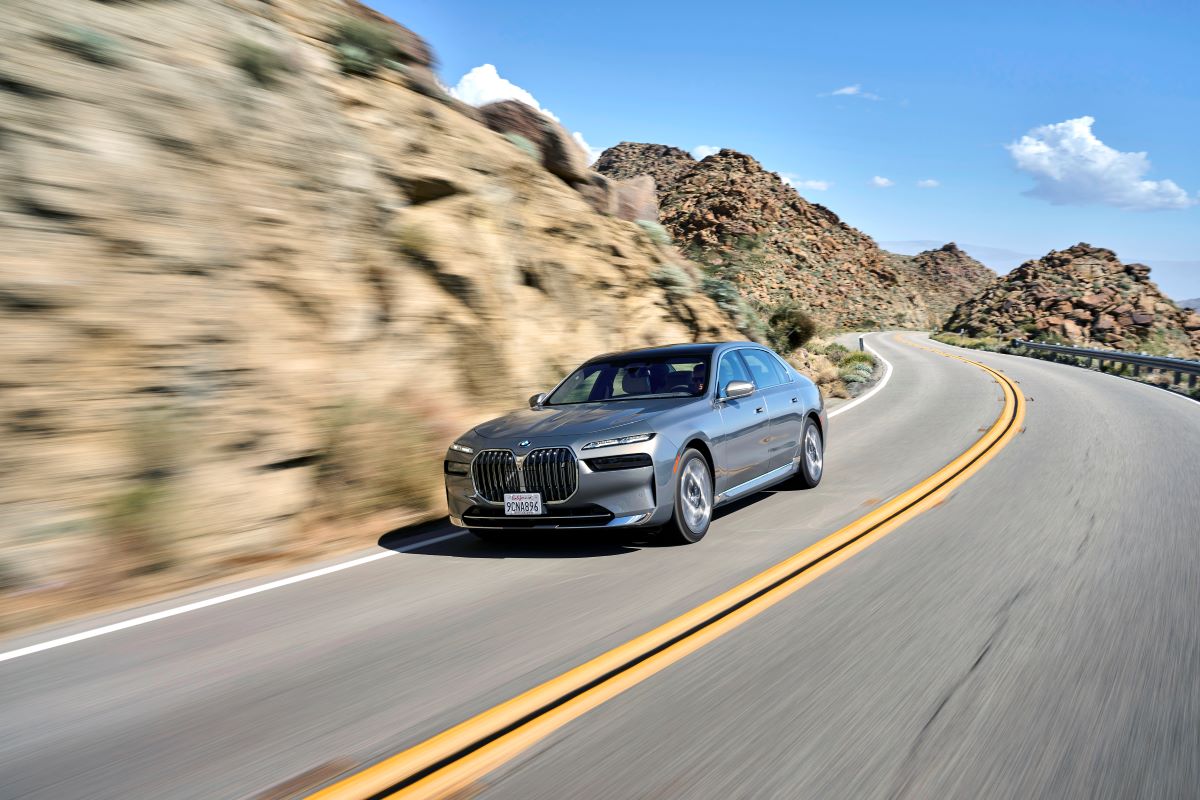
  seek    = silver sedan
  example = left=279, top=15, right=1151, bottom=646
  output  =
left=443, top=342, right=827, bottom=544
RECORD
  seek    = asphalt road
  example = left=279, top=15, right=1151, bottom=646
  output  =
left=1, top=333, right=1197, bottom=799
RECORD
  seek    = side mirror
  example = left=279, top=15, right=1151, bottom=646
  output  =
left=723, top=380, right=754, bottom=400
left=528, top=392, right=548, bottom=408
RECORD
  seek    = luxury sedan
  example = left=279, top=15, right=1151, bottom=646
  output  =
left=443, top=342, right=827, bottom=544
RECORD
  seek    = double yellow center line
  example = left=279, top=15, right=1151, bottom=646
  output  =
left=312, top=337, right=1025, bottom=799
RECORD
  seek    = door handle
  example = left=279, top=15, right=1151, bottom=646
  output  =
left=755, top=406, right=765, bottom=414
left=791, top=397, right=799, bottom=403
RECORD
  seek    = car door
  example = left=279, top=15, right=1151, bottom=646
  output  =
left=713, top=349, right=773, bottom=495
left=738, top=348, right=804, bottom=470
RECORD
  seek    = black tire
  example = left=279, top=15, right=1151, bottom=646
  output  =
left=658, top=448, right=714, bottom=545
left=793, top=417, right=824, bottom=489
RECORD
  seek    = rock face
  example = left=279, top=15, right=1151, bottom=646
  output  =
left=479, top=100, right=591, bottom=184
left=0, top=0, right=739, bottom=621
left=945, top=244, right=1200, bottom=356
left=594, top=143, right=697, bottom=194
left=595, top=145, right=932, bottom=329
left=884, top=243, right=994, bottom=327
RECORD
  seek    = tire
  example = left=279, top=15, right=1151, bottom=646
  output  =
left=793, top=417, right=824, bottom=489
left=659, top=448, right=713, bottom=545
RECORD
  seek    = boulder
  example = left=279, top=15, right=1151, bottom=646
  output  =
left=479, top=100, right=590, bottom=185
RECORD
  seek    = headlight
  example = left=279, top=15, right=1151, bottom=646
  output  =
left=449, top=442, right=475, bottom=455
left=581, top=432, right=655, bottom=450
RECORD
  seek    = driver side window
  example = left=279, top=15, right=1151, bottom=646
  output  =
left=716, top=351, right=754, bottom=397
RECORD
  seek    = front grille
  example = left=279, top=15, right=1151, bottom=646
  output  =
left=472, top=450, right=518, bottom=502
left=470, top=447, right=578, bottom=503
left=522, top=447, right=578, bottom=502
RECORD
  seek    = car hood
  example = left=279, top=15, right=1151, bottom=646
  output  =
left=473, top=399, right=689, bottom=440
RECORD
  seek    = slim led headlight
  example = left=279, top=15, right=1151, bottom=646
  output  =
left=449, top=442, right=475, bottom=455
left=581, top=432, right=655, bottom=450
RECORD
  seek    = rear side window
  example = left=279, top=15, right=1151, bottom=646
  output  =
left=739, top=349, right=789, bottom=388
left=716, top=351, right=753, bottom=396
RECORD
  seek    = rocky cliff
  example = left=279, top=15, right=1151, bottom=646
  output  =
left=883, top=243, right=994, bottom=326
left=945, top=244, right=1200, bottom=356
left=0, top=0, right=739, bottom=624
left=595, top=144, right=933, bottom=329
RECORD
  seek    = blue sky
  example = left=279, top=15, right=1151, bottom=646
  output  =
left=375, top=0, right=1200, bottom=298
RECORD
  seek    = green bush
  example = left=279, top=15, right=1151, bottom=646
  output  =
left=765, top=303, right=816, bottom=353
left=840, top=351, right=876, bottom=368
left=503, top=133, right=541, bottom=160
left=650, top=264, right=695, bottom=302
left=820, top=342, right=850, bottom=365
left=332, top=18, right=397, bottom=75
left=50, top=25, right=123, bottom=66
left=232, top=40, right=286, bottom=87
left=636, top=220, right=673, bottom=247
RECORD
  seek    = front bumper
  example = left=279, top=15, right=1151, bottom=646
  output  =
left=445, top=444, right=673, bottom=530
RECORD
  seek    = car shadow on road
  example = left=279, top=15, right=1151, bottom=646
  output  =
left=378, top=522, right=655, bottom=559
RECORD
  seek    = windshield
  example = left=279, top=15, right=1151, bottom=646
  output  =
left=545, top=355, right=711, bottom=405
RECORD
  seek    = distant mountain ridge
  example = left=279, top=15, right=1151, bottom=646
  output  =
left=595, top=143, right=990, bottom=329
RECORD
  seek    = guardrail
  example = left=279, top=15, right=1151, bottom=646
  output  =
left=1010, top=339, right=1200, bottom=389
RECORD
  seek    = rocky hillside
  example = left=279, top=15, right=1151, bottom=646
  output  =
left=0, top=0, right=740, bottom=625
left=595, top=144, right=938, bottom=330
left=945, top=244, right=1200, bottom=356
left=883, top=243, right=994, bottom=326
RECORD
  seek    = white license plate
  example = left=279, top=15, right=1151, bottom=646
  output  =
left=503, top=493, right=543, bottom=515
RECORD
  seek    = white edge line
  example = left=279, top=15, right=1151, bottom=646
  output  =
left=829, top=334, right=893, bottom=418
left=2, top=336, right=899, bottom=664
left=0, top=530, right=466, bottom=664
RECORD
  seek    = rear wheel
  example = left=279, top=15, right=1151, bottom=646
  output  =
left=794, top=418, right=824, bottom=489
left=659, top=449, right=713, bottom=545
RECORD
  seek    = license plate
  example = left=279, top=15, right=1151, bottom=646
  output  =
left=504, top=493, right=543, bottom=515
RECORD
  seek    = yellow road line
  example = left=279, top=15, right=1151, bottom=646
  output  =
left=311, top=334, right=1026, bottom=800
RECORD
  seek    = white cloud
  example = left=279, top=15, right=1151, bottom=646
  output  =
left=573, top=131, right=603, bottom=166
left=916, top=178, right=940, bottom=189
left=1007, top=116, right=1196, bottom=210
left=825, top=84, right=881, bottom=101
left=782, top=175, right=832, bottom=191
left=449, top=64, right=599, bottom=164
left=871, top=176, right=894, bottom=188
left=450, top=64, right=554, bottom=117
left=692, top=145, right=721, bottom=159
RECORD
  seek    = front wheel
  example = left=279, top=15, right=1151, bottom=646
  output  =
left=659, top=449, right=713, bottom=545
left=793, top=418, right=824, bottom=489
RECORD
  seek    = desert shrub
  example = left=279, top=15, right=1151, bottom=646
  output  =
left=701, top=277, right=768, bottom=338
left=820, top=342, right=850, bottom=365
left=332, top=18, right=397, bottom=75
left=317, top=400, right=442, bottom=518
left=766, top=303, right=816, bottom=353
left=650, top=264, right=695, bottom=301
left=503, top=133, right=541, bottom=160
left=232, top=40, right=286, bottom=87
left=839, top=361, right=874, bottom=384
left=636, top=220, right=673, bottom=246
left=841, top=351, right=876, bottom=368
left=49, top=25, right=123, bottom=66
left=700, top=277, right=742, bottom=315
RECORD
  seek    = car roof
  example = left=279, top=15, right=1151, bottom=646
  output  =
left=584, top=341, right=761, bottom=363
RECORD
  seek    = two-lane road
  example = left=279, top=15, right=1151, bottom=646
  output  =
left=1, top=334, right=1197, bottom=799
